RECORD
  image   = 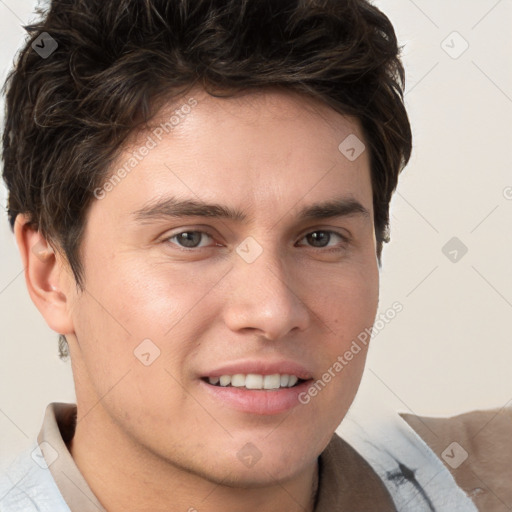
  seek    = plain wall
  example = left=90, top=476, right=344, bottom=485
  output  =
left=1, top=0, right=511, bottom=469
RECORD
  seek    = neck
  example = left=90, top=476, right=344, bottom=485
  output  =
left=69, top=405, right=320, bottom=512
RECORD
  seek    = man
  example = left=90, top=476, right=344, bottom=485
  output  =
left=0, top=0, right=506, bottom=510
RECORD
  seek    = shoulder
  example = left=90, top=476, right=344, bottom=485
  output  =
left=0, top=442, right=70, bottom=512
left=337, top=403, right=479, bottom=511
left=402, top=407, right=512, bottom=512
left=317, top=431, right=397, bottom=510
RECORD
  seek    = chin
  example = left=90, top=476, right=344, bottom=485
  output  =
left=220, top=460, right=310, bottom=489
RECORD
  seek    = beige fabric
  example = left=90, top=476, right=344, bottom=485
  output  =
left=38, top=402, right=395, bottom=511
left=37, top=403, right=106, bottom=511
left=402, top=407, right=512, bottom=512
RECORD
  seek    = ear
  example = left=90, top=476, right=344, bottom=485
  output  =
left=14, top=214, right=75, bottom=335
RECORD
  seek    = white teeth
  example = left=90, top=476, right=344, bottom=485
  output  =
left=207, top=373, right=303, bottom=389
left=219, top=375, right=231, bottom=386
left=263, top=374, right=281, bottom=389
left=245, top=374, right=263, bottom=389
left=231, top=374, right=246, bottom=387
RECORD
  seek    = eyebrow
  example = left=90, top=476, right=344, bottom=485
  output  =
left=132, top=195, right=370, bottom=224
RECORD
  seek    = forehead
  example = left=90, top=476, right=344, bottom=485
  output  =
left=147, top=85, right=365, bottom=147
left=93, top=86, right=373, bottom=225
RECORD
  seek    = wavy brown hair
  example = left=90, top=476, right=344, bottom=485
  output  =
left=2, top=0, right=412, bottom=358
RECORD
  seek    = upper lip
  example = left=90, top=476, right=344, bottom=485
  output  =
left=201, top=360, right=314, bottom=381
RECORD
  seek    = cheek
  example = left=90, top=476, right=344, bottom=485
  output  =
left=311, top=258, right=379, bottom=337
left=70, top=254, right=228, bottom=379
left=298, top=264, right=378, bottom=432
left=80, top=249, right=214, bottom=332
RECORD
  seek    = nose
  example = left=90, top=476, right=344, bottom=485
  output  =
left=221, top=245, right=311, bottom=341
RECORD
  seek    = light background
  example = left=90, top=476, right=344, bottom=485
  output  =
left=0, top=0, right=511, bottom=469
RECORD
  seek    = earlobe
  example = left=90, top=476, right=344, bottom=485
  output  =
left=13, top=214, right=75, bottom=335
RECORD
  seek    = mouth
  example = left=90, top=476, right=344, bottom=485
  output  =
left=197, top=360, right=315, bottom=414
left=201, top=373, right=310, bottom=390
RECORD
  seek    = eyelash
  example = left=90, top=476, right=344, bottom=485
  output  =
left=164, top=229, right=350, bottom=253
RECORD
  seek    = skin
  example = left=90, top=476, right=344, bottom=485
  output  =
left=15, top=86, right=380, bottom=512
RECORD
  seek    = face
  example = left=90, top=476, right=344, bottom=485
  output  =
left=64, top=86, right=379, bottom=486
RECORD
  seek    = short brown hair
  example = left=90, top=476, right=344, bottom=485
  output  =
left=2, top=0, right=412, bottom=356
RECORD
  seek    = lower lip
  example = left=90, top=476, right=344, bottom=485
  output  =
left=199, top=378, right=313, bottom=415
